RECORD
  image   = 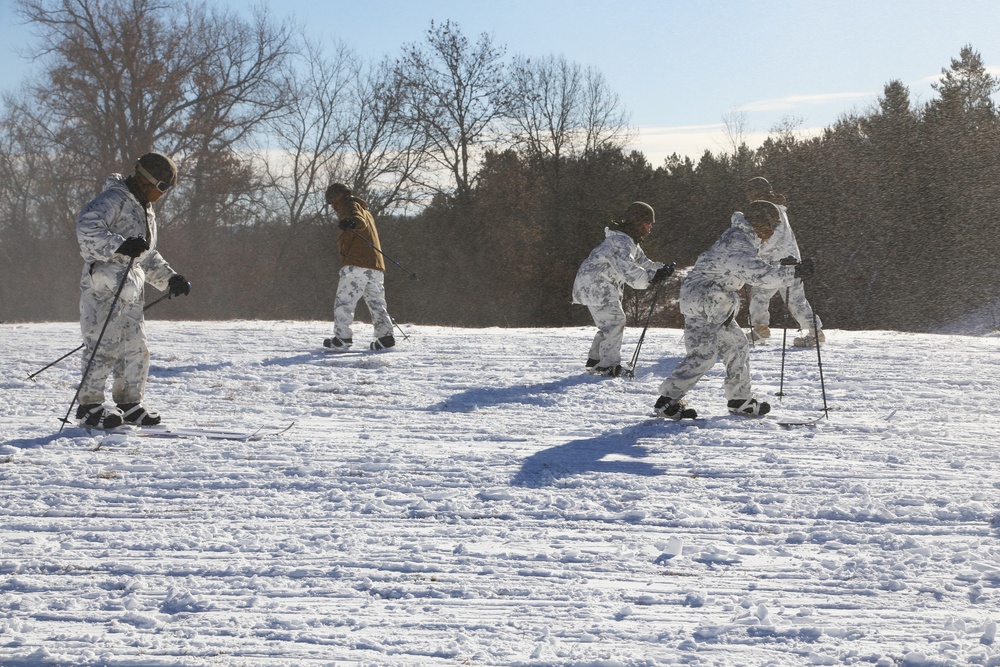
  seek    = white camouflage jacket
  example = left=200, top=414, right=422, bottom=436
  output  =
left=679, top=213, right=798, bottom=323
left=77, top=175, right=176, bottom=301
left=572, top=228, right=663, bottom=306
left=756, top=203, right=801, bottom=263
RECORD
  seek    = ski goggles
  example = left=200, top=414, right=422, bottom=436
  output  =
left=136, top=163, right=174, bottom=193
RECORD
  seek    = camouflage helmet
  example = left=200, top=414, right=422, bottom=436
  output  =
left=135, top=152, right=177, bottom=191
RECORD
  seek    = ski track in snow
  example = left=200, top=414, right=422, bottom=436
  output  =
left=2, top=321, right=1000, bottom=666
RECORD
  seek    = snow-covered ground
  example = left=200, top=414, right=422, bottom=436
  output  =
left=2, top=320, right=1000, bottom=666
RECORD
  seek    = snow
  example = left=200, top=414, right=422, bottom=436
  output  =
left=2, top=320, right=1000, bottom=666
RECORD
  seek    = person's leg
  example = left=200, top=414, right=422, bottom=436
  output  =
left=78, top=288, right=125, bottom=406
left=657, top=317, right=720, bottom=399
left=748, top=285, right=776, bottom=328
left=360, top=269, right=393, bottom=338
left=333, top=265, right=368, bottom=341
left=719, top=319, right=771, bottom=414
left=586, top=306, right=605, bottom=364
left=748, top=285, right=776, bottom=339
left=785, top=281, right=822, bottom=332
left=719, top=320, right=752, bottom=401
left=589, top=300, right=626, bottom=368
left=111, top=297, right=149, bottom=405
left=786, top=281, right=825, bottom=348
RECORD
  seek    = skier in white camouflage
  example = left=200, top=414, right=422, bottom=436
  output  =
left=75, top=152, right=190, bottom=429
left=323, top=183, right=395, bottom=351
left=653, top=200, right=813, bottom=420
left=744, top=176, right=824, bottom=348
left=572, top=201, right=673, bottom=377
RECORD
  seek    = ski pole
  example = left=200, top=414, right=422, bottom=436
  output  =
left=812, top=308, right=830, bottom=420
left=347, top=228, right=418, bottom=280
left=29, top=290, right=174, bottom=381
left=776, top=286, right=790, bottom=398
left=29, top=345, right=85, bottom=382
left=58, top=256, right=135, bottom=432
left=390, top=317, right=410, bottom=341
left=627, top=284, right=662, bottom=377
left=743, top=285, right=756, bottom=348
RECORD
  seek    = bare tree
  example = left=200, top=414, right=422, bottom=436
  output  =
left=507, top=54, right=582, bottom=165
left=0, top=99, right=103, bottom=319
left=257, top=36, right=354, bottom=228
left=0, top=105, right=54, bottom=240
left=507, top=54, right=631, bottom=180
left=14, top=0, right=294, bottom=227
left=259, top=39, right=430, bottom=226
left=342, top=56, right=429, bottom=216
left=720, top=107, right=751, bottom=156
left=397, top=20, right=510, bottom=202
left=581, top=66, right=632, bottom=156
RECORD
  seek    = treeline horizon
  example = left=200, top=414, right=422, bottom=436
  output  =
left=1, top=0, right=998, bottom=334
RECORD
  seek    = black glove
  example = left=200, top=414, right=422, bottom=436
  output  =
left=116, top=236, right=149, bottom=258
left=168, top=274, right=191, bottom=297
left=779, top=255, right=799, bottom=266
left=339, top=217, right=358, bottom=230
left=794, top=257, right=815, bottom=280
left=650, top=262, right=676, bottom=285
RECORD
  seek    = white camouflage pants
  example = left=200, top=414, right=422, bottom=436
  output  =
left=658, top=316, right=751, bottom=401
left=334, top=265, right=392, bottom=340
left=78, top=283, right=148, bottom=406
left=748, top=280, right=822, bottom=332
left=586, top=299, right=626, bottom=367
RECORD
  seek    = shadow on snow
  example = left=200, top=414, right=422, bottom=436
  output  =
left=511, top=421, right=667, bottom=488
left=432, top=373, right=598, bottom=412
left=3, top=430, right=81, bottom=449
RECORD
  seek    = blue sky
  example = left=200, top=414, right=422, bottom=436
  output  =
left=2, top=0, right=999, bottom=164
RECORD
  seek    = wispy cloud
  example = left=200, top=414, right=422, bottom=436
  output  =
left=640, top=122, right=726, bottom=134
left=741, top=92, right=876, bottom=112
left=632, top=124, right=827, bottom=164
left=910, top=65, right=1000, bottom=86
left=910, top=73, right=942, bottom=87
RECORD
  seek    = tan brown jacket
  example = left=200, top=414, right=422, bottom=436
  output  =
left=333, top=196, right=385, bottom=272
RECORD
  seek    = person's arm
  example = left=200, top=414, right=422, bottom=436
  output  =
left=607, top=238, right=658, bottom=289
left=338, top=200, right=370, bottom=231
left=729, top=236, right=798, bottom=289
left=77, top=191, right=128, bottom=263
left=140, top=249, right=176, bottom=291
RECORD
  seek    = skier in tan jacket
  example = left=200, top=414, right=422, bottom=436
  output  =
left=323, top=183, right=395, bottom=351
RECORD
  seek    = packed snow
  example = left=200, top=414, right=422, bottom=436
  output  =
left=2, top=319, right=1000, bottom=666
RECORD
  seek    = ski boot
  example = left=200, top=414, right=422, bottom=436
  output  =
left=76, top=403, right=124, bottom=429
left=654, top=396, right=697, bottom=420
left=793, top=329, right=825, bottom=348
left=323, top=336, right=353, bottom=350
left=727, top=397, right=771, bottom=416
left=750, top=325, right=771, bottom=342
left=593, top=364, right=624, bottom=378
left=370, top=335, right=395, bottom=350
left=117, top=402, right=161, bottom=426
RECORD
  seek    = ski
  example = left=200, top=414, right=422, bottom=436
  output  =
left=778, top=414, right=827, bottom=427
left=77, top=421, right=295, bottom=441
left=318, top=345, right=395, bottom=355
left=652, top=412, right=825, bottom=427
